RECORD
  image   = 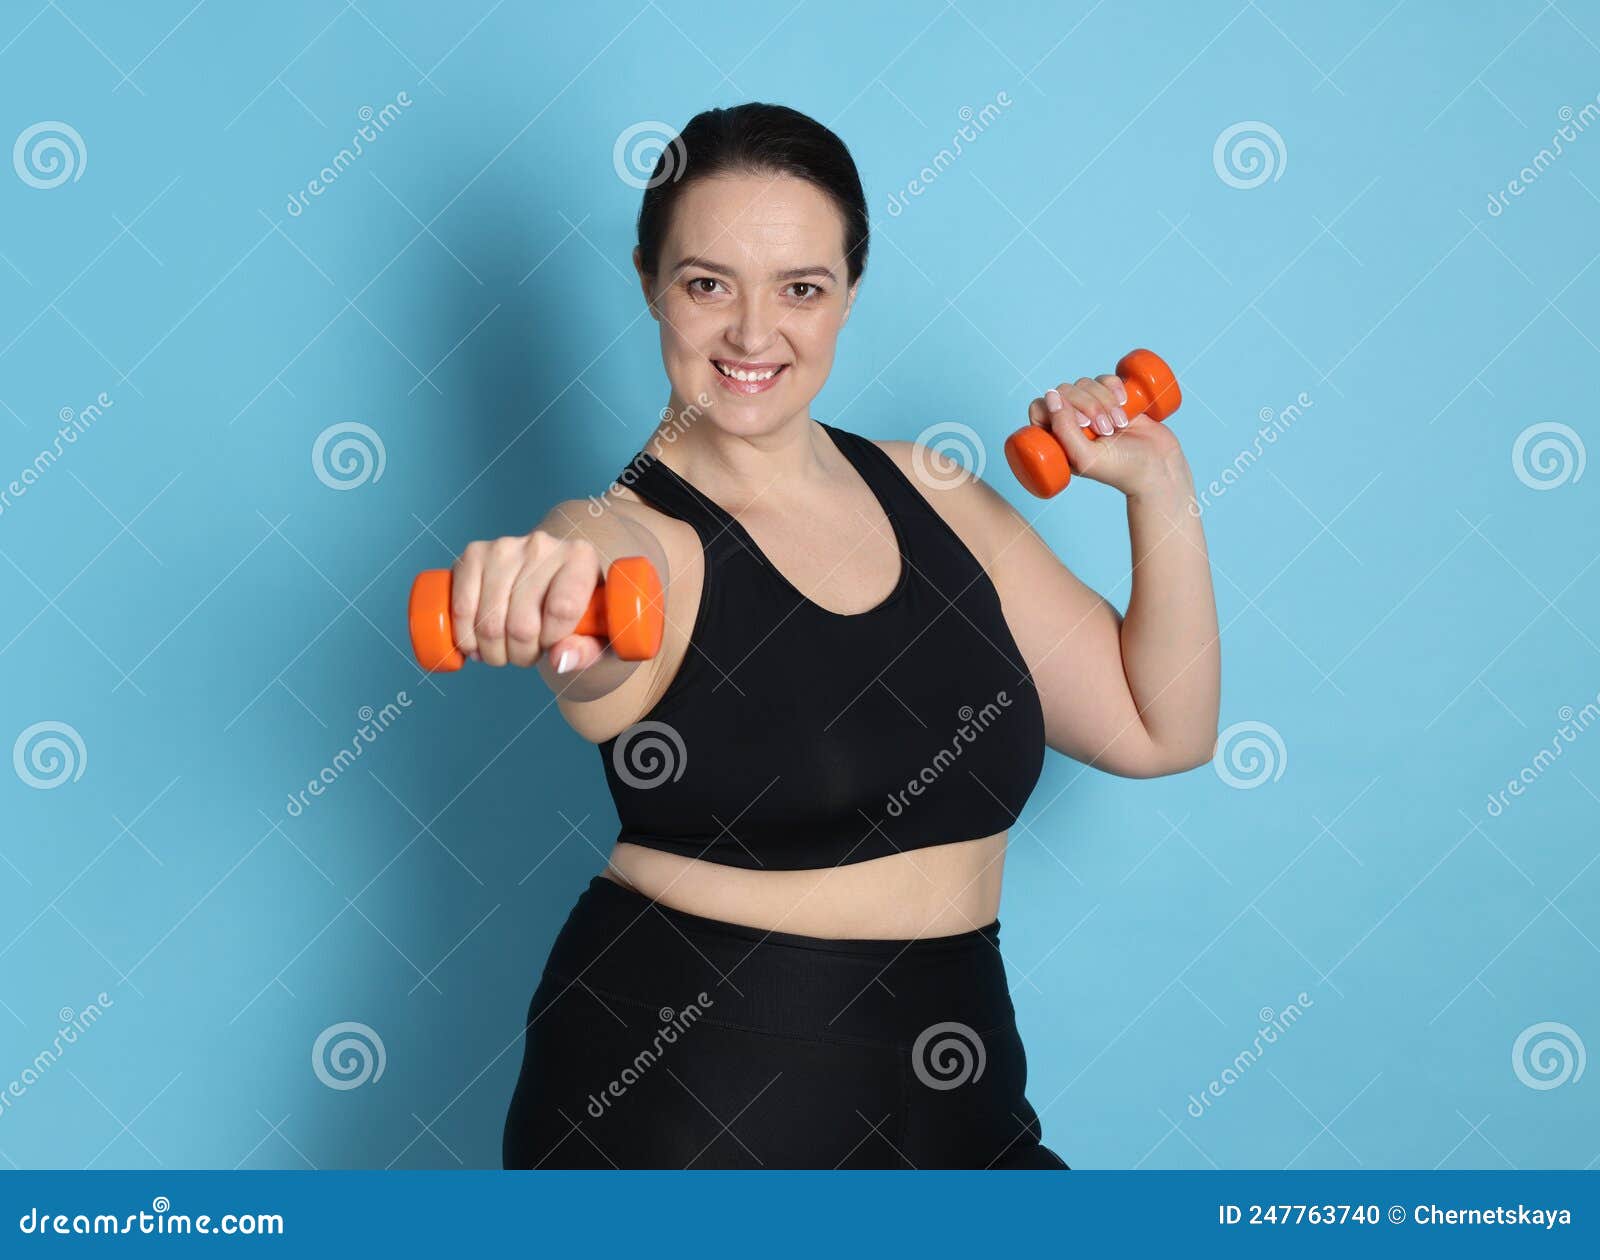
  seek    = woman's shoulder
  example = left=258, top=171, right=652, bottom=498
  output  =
left=540, top=487, right=679, bottom=572
left=542, top=487, right=706, bottom=746
left=855, top=432, right=1019, bottom=578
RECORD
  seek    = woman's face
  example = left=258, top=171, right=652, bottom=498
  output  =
left=637, top=172, right=857, bottom=435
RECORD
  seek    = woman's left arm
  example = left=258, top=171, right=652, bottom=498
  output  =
left=1113, top=450, right=1223, bottom=773
left=1012, top=371, right=1220, bottom=776
left=901, top=374, right=1220, bottom=777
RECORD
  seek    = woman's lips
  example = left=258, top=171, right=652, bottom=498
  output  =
left=712, top=359, right=788, bottom=396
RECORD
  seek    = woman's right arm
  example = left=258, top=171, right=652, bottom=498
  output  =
left=448, top=497, right=673, bottom=741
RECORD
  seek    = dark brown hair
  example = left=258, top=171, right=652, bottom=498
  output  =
left=635, top=103, right=869, bottom=287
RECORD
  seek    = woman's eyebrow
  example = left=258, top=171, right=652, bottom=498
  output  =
left=672, top=255, right=837, bottom=282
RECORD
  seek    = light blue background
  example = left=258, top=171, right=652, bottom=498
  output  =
left=1, top=0, right=1595, bottom=1171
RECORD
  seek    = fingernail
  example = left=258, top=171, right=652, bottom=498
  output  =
left=1114, top=413, right=1128, bottom=429
left=555, top=648, right=576, bottom=674
left=1115, top=382, right=1127, bottom=405
left=1096, top=415, right=1114, bottom=436
left=1045, top=388, right=1063, bottom=413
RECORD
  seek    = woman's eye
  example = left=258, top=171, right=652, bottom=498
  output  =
left=684, top=277, right=821, bottom=299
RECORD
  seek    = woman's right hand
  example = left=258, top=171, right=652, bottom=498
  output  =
left=449, top=530, right=608, bottom=674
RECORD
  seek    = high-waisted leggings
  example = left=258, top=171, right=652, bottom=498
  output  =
left=502, top=874, right=1070, bottom=1170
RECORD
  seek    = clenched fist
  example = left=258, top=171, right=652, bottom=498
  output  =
left=1024, top=374, right=1186, bottom=498
left=448, top=530, right=610, bottom=674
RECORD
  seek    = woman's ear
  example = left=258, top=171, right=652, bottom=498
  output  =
left=633, top=247, right=659, bottom=320
left=842, top=280, right=859, bottom=325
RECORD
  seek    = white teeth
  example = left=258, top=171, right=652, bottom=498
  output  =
left=716, top=361, right=780, bottom=382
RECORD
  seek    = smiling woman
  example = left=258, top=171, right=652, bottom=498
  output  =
left=630, top=107, right=866, bottom=424
left=445, top=101, right=1222, bottom=1169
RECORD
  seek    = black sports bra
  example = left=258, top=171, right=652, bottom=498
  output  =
left=597, top=421, right=1046, bottom=871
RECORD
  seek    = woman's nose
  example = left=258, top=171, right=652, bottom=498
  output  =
left=727, top=297, right=779, bottom=355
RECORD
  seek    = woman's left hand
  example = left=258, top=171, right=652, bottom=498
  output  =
left=1025, top=373, right=1188, bottom=498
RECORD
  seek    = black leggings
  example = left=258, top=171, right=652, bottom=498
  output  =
left=502, top=874, right=1070, bottom=1170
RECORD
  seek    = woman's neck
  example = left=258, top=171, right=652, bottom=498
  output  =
left=645, top=399, right=832, bottom=509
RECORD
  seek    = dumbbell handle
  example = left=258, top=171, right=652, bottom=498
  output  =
left=1004, top=348, right=1182, bottom=498
left=408, top=556, right=664, bottom=672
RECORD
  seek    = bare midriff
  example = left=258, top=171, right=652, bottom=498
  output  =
left=598, top=831, right=1009, bottom=940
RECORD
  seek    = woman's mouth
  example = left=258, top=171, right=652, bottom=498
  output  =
left=712, top=359, right=788, bottom=395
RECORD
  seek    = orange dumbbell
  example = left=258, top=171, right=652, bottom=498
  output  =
left=408, top=556, right=665, bottom=672
left=1004, top=348, right=1183, bottom=498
